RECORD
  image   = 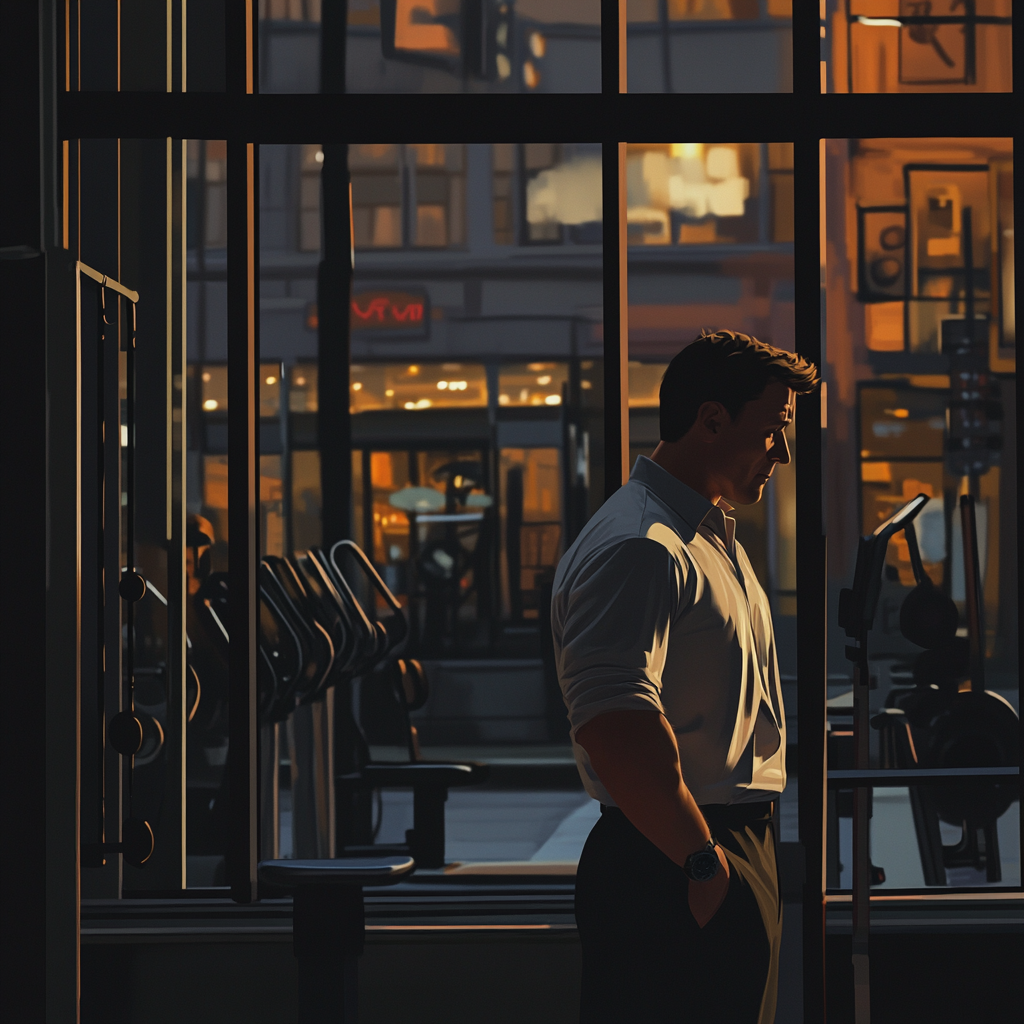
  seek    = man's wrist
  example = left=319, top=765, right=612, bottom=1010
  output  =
left=682, top=837, right=720, bottom=882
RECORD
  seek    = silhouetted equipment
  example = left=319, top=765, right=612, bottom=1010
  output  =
left=837, top=492, right=932, bottom=1023
left=876, top=494, right=1019, bottom=885
left=196, top=539, right=489, bottom=868
left=838, top=491, right=1020, bottom=1023
left=328, top=540, right=489, bottom=868
left=77, top=271, right=157, bottom=872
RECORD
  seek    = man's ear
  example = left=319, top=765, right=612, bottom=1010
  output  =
left=695, top=401, right=730, bottom=440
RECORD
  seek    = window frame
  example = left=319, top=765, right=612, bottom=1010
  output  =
left=49, top=8, right=1022, bottom=1024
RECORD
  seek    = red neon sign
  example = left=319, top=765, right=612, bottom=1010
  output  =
left=350, top=290, right=428, bottom=332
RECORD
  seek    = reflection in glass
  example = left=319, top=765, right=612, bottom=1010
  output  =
left=627, top=0, right=792, bottom=93
left=498, top=363, right=569, bottom=407
left=259, top=140, right=604, bottom=865
left=823, top=0, right=1012, bottom=93
left=183, top=140, right=238, bottom=886
left=825, top=137, right=1018, bottom=891
left=258, top=0, right=601, bottom=93
left=626, top=143, right=770, bottom=246
left=350, top=363, right=488, bottom=411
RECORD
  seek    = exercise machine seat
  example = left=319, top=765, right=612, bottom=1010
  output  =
left=338, top=759, right=488, bottom=869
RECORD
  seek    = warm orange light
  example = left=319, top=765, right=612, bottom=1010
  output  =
left=394, top=0, right=459, bottom=54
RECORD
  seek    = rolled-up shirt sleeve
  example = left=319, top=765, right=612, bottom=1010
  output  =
left=556, top=536, right=686, bottom=736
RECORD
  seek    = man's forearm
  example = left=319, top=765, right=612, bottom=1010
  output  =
left=574, top=709, right=711, bottom=867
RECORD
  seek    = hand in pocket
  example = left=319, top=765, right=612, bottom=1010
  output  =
left=687, top=845, right=730, bottom=929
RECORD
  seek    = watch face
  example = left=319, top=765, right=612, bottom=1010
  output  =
left=690, top=852, right=719, bottom=882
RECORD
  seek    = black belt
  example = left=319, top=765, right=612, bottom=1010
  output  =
left=600, top=801, right=775, bottom=831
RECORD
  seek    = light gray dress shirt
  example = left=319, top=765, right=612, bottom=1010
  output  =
left=551, top=455, right=786, bottom=807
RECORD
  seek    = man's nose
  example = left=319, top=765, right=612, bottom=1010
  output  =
left=771, top=431, right=791, bottom=465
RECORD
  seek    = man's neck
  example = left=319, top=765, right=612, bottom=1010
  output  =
left=649, top=442, right=721, bottom=506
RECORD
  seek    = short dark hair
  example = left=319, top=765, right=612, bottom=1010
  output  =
left=659, top=330, right=820, bottom=442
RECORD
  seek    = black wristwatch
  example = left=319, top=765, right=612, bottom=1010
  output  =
left=683, top=838, right=720, bottom=882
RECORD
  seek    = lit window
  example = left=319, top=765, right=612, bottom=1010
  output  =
left=349, top=363, right=488, bottom=412
left=498, top=363, right=570, bottom=407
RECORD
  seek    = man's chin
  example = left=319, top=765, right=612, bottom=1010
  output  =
left=724, top=484, right=765, bottom=506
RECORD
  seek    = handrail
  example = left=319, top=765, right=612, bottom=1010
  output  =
left=828, top=767, right=1019, bottom=787
left=78, top=261, right=140, bottom=303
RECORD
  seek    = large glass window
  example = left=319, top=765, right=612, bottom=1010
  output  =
left=258, top=141, right=604, bottom=866
left=824, top=137, right=1018, bottom=890
left=627, top=137, right=799, bottom=844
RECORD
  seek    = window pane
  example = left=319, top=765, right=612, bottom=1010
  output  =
left=626, top=143, right=762, bottom=246
left=824, top=136, right=1018, bottom=890
left=260, top=141, right=604, bottom=868
left=524, top=144, right=603, bottom=245
left=498, top=363, right=569, bottom=408
left=258, top=0, right=601, bottom=93
left=628, top=139, right=799, bottom=853
left=627, top=1, right=793, bottom=92
left=827, top=0, right=1012, bottom=93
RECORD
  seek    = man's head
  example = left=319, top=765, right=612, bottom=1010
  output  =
left=658, top=330, right=820, bottom=505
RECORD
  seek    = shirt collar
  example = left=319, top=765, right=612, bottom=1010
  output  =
left=630, top=456, right=735, bottom=549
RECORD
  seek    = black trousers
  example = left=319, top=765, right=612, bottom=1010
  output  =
left=575, top=803, right=779, bottom=1024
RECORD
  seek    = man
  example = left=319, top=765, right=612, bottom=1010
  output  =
left=552, top=330, right=819, bottom=1024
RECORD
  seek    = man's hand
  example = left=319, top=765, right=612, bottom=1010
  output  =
left=687, top=845, right=730, bottom=928
left=575, top=710, right=730, bottom=928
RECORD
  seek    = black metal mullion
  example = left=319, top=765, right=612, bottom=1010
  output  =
left=225, top=0, right=259, bottom=904
left=794, top=136, right=827, bottom=1024
left=602, top=142, right=623, bottom=500
left=318, top=146, right=353, bottom=548
left=601, top=0, right=620, bottom=95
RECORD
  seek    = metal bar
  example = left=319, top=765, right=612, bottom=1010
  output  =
left=226, top=133, right=259, bottom=902
left=320, top=0, right=347, bottom=94
left=55, top=91, right=1021, bottom=144
left=657, top=0, right=672, bottom=94
left=851, top=651, right=871, bottom=1024
left=829, top=767, right=1019, bottom=786
left=961, top=494, right=986, bottom=691
left=602, top=142, right=627, bottom=499
left=318, top=143, right=353, bottom=548
left=77, top=260, right=140, bottom=302
left=600, top=0, right=622, bottom=94
left=102, top=283, right=123, bottom=896
left=165, top=137, right=188, bottom=890
left=794, top=136, right=826, bottom=1024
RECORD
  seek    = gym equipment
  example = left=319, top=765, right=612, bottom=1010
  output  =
left=838, top=492, right=1020, bottom=1023
left=183, top=537, right=489, bottom=868
left=258, top=856, right=415, bottom=1024
left=78, top=275, right=155, bottom=872
left=837, top=492, right=931, bottom=1024
left=874, top=493, right=1019, bottom=884
left=319, top=543, right=489, bottom=867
